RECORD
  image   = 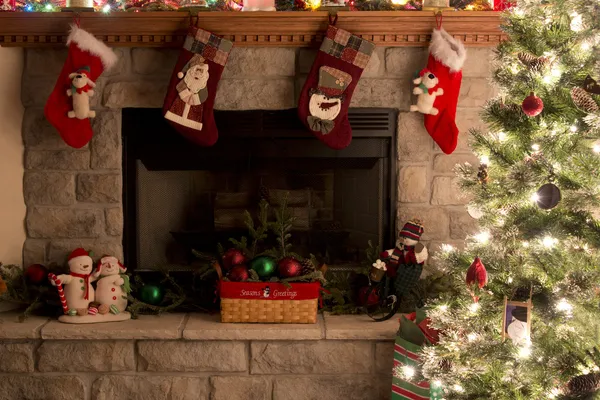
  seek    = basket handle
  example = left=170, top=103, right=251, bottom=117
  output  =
left=213, top=261, right=223, bottom=280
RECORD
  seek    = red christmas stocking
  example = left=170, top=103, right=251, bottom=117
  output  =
left=163, top=27, right=233, bottom=147
left=298, top=26, right=375, bottom=150
left=411, top=28, right=466, bottom=155
left=44, top=25, right=117, bottom=149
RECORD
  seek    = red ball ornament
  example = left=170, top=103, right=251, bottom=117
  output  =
left=521, top=92, right=544, bottom=117
left=228, top=265, right=249, bottom=282
left=222, top=248, right=247, bottom=271
left=357, top=286, right=379, bottom=306
left=25, top=264, right=48, bottom=284
left=277, top=257, right=302, bottom=278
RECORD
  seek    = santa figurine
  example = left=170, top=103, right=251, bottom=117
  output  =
left=164, top=54, right=209, bottom=132
left=307, top=66, right=352, bottom=135
left=94, top=255, right=130, bottom=315
left=380, top=220, right=428, bottom=296
left=49, top=248, right=97, bottom=316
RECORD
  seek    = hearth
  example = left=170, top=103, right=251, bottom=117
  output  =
left=122, top=108, right=397, bottom=271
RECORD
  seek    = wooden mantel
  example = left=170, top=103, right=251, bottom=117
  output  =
left=0, top=11, right=505, bottom=48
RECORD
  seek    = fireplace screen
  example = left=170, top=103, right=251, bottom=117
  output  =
left=123, top=109, right=397, bottom=271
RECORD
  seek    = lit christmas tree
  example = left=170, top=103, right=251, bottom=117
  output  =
left=416, top=2, right=600, bottom=398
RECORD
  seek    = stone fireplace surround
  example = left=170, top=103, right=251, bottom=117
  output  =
left=10, top=45, right=493, bottom=399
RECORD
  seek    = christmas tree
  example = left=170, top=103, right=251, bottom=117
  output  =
left=417, top=2, right=600, bottom=399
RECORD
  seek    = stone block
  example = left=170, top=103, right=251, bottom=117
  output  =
left=105, top=207, right=123, bottom=236
left=25, top=149, right=90, bottom=171
left=77, top=173, right=121, bottom=203
left=453, top=108, right=485, bottom=152
left=47, top=240, right=123, bottom=265
left=22, top=79, right=55, bottom=107
left=0, top=313, right=49, bottom=339
left=215, top=79, right=295, bottom=110
left=398, top=166, right=428, bottom=203
left=450, top=210, right=479, bottom=240
left=462, top=48, right=494, bottom=77
left=103, top=81, right=168, bottom=108
left=92, top=375, right=209, bottom=400
left=251, top=341, right=371, bottom=374
left=38, top=341, right=135, bottom=372
left=91, top=111, right=121, bottom=170
left=24, top=171, right=75, bottom=206
left=273, top=376, right=380, bottom=400
left=324, top=313, right=397, bottom=340
left=223, top=48, right=296, bottom=78
left=0, top=376, right=85, bottom=400
left=397, top=206, right=449, bottom=240
left=432, top=153, right=478, bottom=174
left=458, top=78, right=496, bottom=108
left=0, top=342, right=35, bottom=372
left=385, top=48, right=427, bottom=78
left=431, top=176, right=470, bottom=205
left=375, top=342, right=395, bottom=374
left=23, top=239, right=47, bottom=266
left=104, top=48, right=130, bottom=77
left=351, top=79, right=410, bottom=109
left=131, top=48, right=178, bottom=76
left=27, top=207, right=104, bottom=239
left=22, top=108, right=70, bottom=150
left=397, top=112, right=433, bottom=162
left=211, top=376, right=272, bottom=400
left=26, top=48, right=68, bottom=77
left=42, top=314, right=184, bottom=340
left=137, top=341, right=247, bottom=372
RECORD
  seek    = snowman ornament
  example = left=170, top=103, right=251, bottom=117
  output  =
left=94, top=255, right=131, bottom=317
left=307, top=66, right=352, bottom=135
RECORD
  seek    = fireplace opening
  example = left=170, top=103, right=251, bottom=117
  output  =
left=122, top=108, right=397, bottom=271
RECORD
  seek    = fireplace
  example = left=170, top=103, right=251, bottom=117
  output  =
left=122, top=108, right=397, bottom=271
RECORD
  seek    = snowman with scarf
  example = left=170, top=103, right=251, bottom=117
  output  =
left=94, top=255, right=131, bottom=315
left=50, top=248, right=97, bottom=314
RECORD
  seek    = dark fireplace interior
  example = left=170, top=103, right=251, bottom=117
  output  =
left=122, top=108, right=397, bottom=271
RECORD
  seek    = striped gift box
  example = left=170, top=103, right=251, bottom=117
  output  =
left=392, top=336, right=443, bottom=400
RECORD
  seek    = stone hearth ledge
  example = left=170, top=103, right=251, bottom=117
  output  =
left=0, top=312, right=399, bottom=340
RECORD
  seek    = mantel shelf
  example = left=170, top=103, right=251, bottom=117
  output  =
left=0, top=11, right=505, bottom=48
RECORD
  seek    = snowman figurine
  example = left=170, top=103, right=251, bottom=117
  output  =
left=381, top=220, right=428, bottom=298
left=307, top=66, right=352, bottom=135
left=94, top=255, right=131, bottom=316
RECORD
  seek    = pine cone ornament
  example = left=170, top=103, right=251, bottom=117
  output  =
left=567, top=373, right=600, bottom=395
left=517, top=52, right=549, bottom=72
left=571, top=87, right=599, bottom=113
left=259, top=185, right=270, bottom=204
left=301, top=259, right=316, bottom=275
left=477, top=164, right=489, bottom=185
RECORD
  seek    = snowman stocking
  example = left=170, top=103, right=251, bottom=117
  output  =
left=417, top=28, right=466, bottom=155
left=44, top=25, right=117, bottom=149
left=163, top=26, right=233, bottom=147
left=298, top=26, right=375, bottom=150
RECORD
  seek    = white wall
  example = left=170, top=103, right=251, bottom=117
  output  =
left=0, top=48, right=25, bottom=266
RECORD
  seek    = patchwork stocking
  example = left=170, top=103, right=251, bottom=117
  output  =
left=163, top=26, right=233, bottom=147
left=298, top=26, right=375, bottom=150
left=44, top=25, right=117, bottom=149
left=415, top=28, right=466, bottom=155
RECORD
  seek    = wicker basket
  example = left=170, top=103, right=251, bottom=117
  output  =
left=215, top=262, right=320, bottom=324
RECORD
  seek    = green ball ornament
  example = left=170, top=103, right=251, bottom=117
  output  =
left=249, top=256, right=277, bottom=279
left=139, top=284, right=165, bottom=305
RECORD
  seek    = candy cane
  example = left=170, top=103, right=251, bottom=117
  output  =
left=48, top=273, right=68, bottom=315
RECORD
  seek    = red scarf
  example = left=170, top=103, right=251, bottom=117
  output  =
left=70, top=272, right=91, bottom=300
left=75, top=84, right=92, bottom=94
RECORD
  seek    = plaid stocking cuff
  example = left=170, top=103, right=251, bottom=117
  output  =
left=184, top=27, right=233, bottom=66
left=319, top=26, right=375, bottom=69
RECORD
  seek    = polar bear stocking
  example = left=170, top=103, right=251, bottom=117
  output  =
left=44, top=24, right=117, bottom=149
left=163, top=26, right=233, bottom=147
left=419, top=27, right=467, bottom=155
left=298, top=25, right=375, bottom=150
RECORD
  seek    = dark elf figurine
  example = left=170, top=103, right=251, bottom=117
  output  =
left=379, top=220, right=429, bottom=296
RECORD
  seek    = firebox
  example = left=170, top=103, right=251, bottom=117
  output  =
left=122, top=108, right=397, bottom=271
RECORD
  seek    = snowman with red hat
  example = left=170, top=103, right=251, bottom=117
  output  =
left=93, top=255, right=131, bottom=318
left=49, top=248, right=98, bottom=316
